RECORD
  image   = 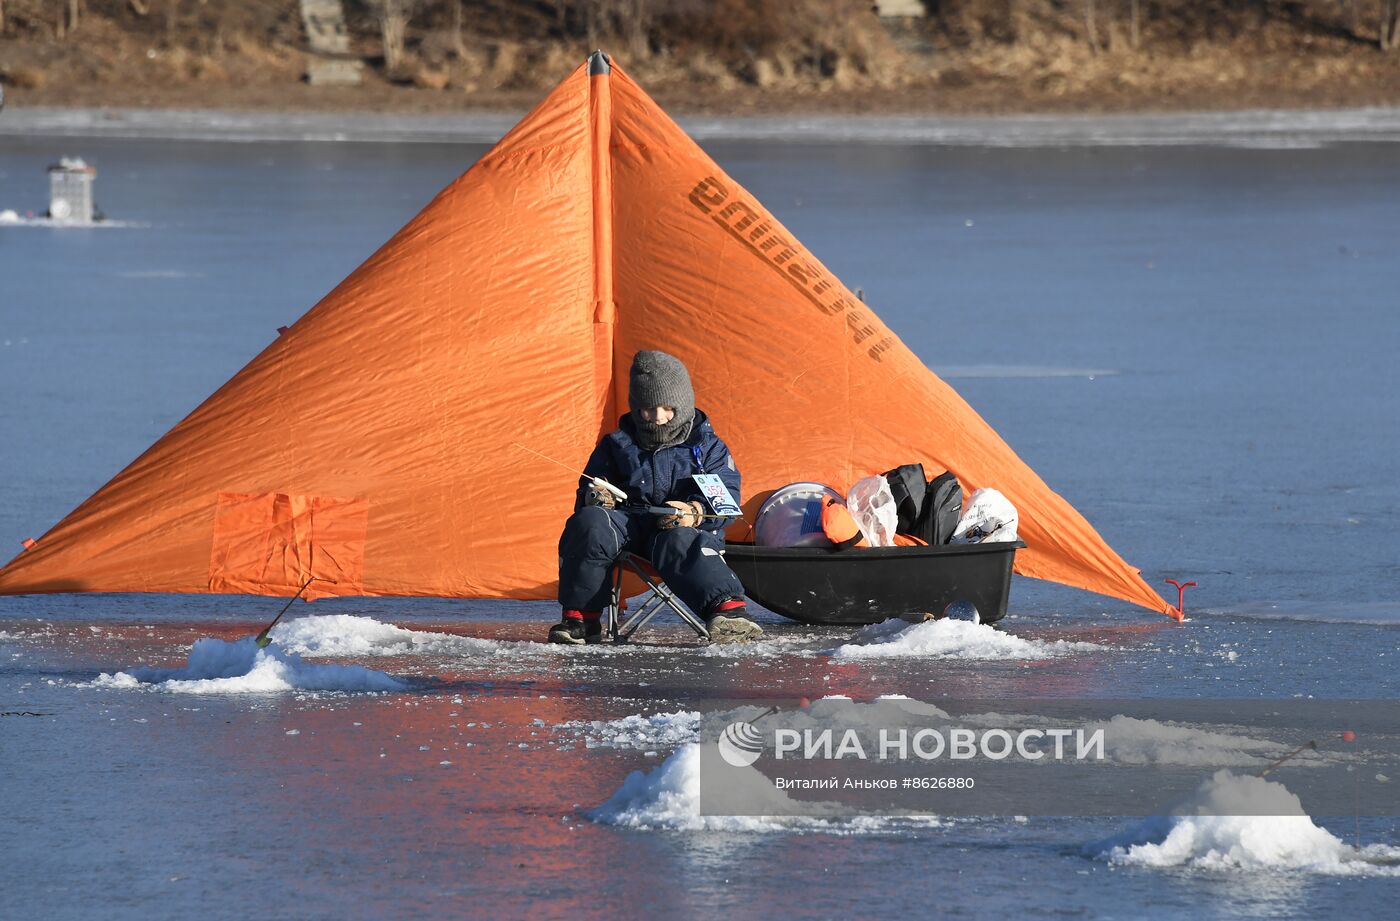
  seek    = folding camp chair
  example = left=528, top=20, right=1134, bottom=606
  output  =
left=605, top=552, right=710, bottom=643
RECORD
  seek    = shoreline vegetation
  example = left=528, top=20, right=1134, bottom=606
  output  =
left=1, top=1, right=1399, bottom=116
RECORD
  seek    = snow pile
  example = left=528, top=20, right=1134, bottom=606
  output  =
left=270, top=614, right=514, bottom=658
left=268, top=613, right=691, bottom=659
left=1093, top=716, right=1290, bottom=768
left=956, top=713, right=1297, bottom=768
left=91, top=636, right=406, bottom=693
left=1090, top=770, right=1400, bottom=874
left=590, top=745, right=787, bottom=831
left=831, top=618, right=1101, bottom=660
left=555, top=711, right=702, bottom=750
left=589, top=744, right=940, bottom=833
left=792, top=696, right=951, bottom=731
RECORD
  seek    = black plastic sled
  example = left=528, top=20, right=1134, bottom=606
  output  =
left=723, top=540, right=1025, bottom=626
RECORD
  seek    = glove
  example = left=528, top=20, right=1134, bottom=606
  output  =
left=658, top=500, right=705, bottom=529
left=584, top=483, right=617, bottom=509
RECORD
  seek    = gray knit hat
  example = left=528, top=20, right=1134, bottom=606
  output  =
left=628, top=350, right=695, bottom=450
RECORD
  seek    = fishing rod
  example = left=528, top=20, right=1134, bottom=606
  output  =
left=1255, top=736, right=1368, bottom=847
left=624, top=505, right=739, bottom=521
left=512, top=442, right=629, bottom=502
left=513, top=442, right=743, bottom=520
left=1257, top=739, right=1317, bottom=778
left=253, top=576, right=335, bottom=648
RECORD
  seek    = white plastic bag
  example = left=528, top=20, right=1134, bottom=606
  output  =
left=845, top=474, right=898, bottom=547
left=951, top=488, right=1018, bottom=544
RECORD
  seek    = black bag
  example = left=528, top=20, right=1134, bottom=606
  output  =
left=882, top=464, right=963, bottom=545
left=923, top=471, right=963, bottom=546
left=882, top=463, right=926, bottom=534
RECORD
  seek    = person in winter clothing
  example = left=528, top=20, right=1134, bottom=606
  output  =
left=548, top=350, right=762, bottom=645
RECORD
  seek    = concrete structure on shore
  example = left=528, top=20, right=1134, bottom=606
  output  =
left=299, top=0, right=363, bottom=87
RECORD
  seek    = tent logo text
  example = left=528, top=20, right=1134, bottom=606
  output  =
left=689, top=176, right=895, bottom=363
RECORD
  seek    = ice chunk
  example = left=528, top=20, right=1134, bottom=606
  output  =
left=1090, top=716, right=1287, bottom=768
left=831, top=618, right=1101, bottom=661
left=554, top=711, right=703, bottom=750
left=590, top=744, right=940, bottom=833
left=270, top=613, right=523, bottom=658
left=90, top=636, right=405, bottom=693
left=1089, top=769, right=1400, bottom=874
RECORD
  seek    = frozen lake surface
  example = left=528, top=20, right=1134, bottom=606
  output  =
left=2, top=124, right=1398, bottom=919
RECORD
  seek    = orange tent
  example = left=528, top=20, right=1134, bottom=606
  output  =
left=0, top=54, right=1178, bottom=619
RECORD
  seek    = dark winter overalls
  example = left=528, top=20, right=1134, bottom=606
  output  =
left=557, top=410, right=745, bottom=616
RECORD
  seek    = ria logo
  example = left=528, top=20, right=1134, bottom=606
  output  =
left=717, top=720, right=765, bottom=767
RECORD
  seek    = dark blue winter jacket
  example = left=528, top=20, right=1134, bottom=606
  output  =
left=576, top=410, right=741, bottom=532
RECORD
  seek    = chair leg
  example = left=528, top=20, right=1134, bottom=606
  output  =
left=643, top=574, right=709, bottom=640
left=610, top=554, right=710, bottom=643
left=605, top=559, right=626, bottom=643
left=616, top=592, right=666, bottom=640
